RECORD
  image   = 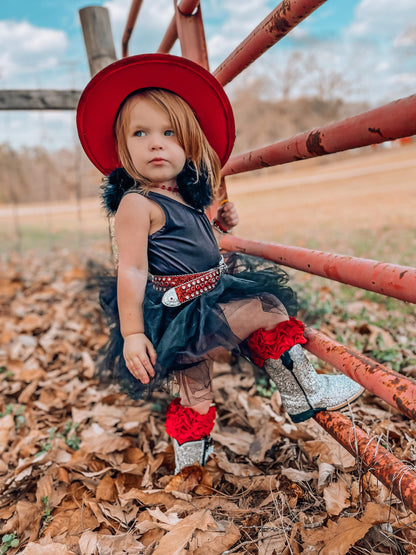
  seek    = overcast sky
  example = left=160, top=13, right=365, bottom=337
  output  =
left=1, top=0, right=415, bottom=150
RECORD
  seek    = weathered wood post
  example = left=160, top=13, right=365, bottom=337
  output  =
left=79, top=6, right=118, bottom=260
left=79, top=6, right=117, bottom=77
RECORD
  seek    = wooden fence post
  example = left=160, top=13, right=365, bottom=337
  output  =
left=79, top=6, right=117, bottom=77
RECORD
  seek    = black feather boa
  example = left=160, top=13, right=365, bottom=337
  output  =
left=176, top=160, right=213, bottom=211
left=101, top=161, right=213, bottom=215
left=100, top=168, right=136, bottom=215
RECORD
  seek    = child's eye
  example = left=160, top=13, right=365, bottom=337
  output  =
left=164, top=130, right=174, bottom=136
left=135, top=130, right=145, bottom=137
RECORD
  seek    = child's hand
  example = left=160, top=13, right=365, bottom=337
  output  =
left=123, top=333, right=157, bottom=384
left=216, top=201, right=239, bottom=231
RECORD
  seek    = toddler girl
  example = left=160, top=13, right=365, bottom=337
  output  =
left=77, top=54, right=363, bottom=473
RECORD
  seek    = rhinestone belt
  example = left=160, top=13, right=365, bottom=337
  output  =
left=152, top=257, right=227, bottom=307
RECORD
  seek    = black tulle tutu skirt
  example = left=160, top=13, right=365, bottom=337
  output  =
left=98, top=252, right=299, bottom=399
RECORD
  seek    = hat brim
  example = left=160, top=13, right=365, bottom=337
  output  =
left=76, top=54, right=235, bottom=175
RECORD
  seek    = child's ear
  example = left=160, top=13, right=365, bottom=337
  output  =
left=101, top=168, right=136, bottom=214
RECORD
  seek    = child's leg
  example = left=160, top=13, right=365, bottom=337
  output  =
left=165, top=360, right=216, bottom=473
left=177, top=359, right=214, bottom=415
left=219, top=296, right=364, bottom=423
left=165, top=299, right=283, bottom=473
left=218, top=296, right=288, bottom=339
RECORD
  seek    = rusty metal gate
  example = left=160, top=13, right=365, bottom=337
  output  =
left=79, top=0, right=416, bottom=513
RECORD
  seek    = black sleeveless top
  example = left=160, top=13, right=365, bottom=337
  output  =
left=126, top=190, right=221, bottom=276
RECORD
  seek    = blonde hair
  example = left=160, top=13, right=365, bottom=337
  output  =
left=114, top=88, right=221, bottom=194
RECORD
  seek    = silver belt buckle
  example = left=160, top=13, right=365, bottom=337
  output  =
left=162, top=287, right=180, bottom=307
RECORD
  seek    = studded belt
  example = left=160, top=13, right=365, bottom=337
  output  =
left=152, top=257, right=227, bottom=307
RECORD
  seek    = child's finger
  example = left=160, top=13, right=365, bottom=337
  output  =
left=138, top=353, right=155, bottom=379
left=128, top=357, right=150, bottom=383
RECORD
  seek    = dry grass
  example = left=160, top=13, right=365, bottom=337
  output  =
left=1, top=142, right=415, bottom=261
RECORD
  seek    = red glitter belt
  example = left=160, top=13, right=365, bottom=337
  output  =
left=152, top=257, right=227, bottom=307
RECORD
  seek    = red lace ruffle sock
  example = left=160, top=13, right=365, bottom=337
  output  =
left=165, top=398, right=216, bottom=445
left=247, top=317, right=307, bottom=368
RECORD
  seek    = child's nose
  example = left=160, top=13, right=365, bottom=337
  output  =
left=149, top=134, right=165, bottom=149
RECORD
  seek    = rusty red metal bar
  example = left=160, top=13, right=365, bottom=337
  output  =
left=213, top=0, right=327, bottom=86
left=222, top=94, right=416, bottom=176
left=314, top=411, right=416, bottom=514
left=220, top=235, right=416, bottom=304
left=305, top=327, right=416, bottom=420
left=157, top=0, right=200, bottom=54
left=175, top=3, right=209, bottom=68
left=122, top=0, right=143, bottom=57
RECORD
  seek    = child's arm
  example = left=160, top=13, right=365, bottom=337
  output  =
left=115, top=194, right=157, bottom=385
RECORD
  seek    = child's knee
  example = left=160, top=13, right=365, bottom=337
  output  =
left=182, top=398, right=213, bottom=415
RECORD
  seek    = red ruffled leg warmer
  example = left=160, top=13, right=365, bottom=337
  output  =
left=247, top=317, right=307, bottom=368
left=165, top=397, right=216, bottom=445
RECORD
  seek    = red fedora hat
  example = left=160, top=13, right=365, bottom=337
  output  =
left=76, top=53, right=235, bottom=175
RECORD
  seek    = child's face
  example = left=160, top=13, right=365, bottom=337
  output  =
left=126, top=96, right=186, bottom=187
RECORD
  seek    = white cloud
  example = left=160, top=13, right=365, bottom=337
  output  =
left=389, top=72, right=416, bottom=86
left=206, top=0, right=272, bottom=67
left=0, top=21, right=68, bottom=86
left=342, top=0, right=416, bottom=102
left=347, top=0, right=414, bottom=43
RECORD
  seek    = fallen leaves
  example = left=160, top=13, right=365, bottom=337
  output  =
left=1, top=251, right=416, bottom=554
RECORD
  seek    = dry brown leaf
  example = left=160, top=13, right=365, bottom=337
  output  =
left=211, top=429, right=255, bottom=455
left=300, top=437, right=356, bottom=469
left=361, top=471, right=392, bottom=505
left=213, top=451, right=259, bottom=476
left=356, top=322, right=396, bottom=349
left=35, top=474, right=53, bottom=505
left=18, top=313, right=45, bottom=333
left=20, top=541, right=76, bottom=554
left=98, top=500, right=128, bottom=527
left=192, top=496, right=243, bottom=514
left=80, top=424, right=131, bottom=454
left=281, top=468, right=317, bottom=483
left=164, top=463, right=210, bottom=494
left=191, top=521, right=241, bottom=554
left=249, top=421, right=281, bottom=463
left=225, top=473, right=279, bottom=493
left=96, top=473, right=117, bottom=502
left=258, top=533, right=287, bottom=555
left=317, top=462, right=335, bottom=492
left=0, top=413, right=14, bottom=450
left=2, top=252, right=415, bottom=554
left=152, top=509, right=217, bottom=555
left=303, top=502, right=394, bottom=554
left=89, top=532, right=144, bottom=554
left=77, top=531, right=99, bottom=555
left=323, top=479, right=351, bottom=516
left=120, top=488, right=193, bottom=511
left=147, top=506, right=181, bottom=527
left=15, top=500, right=42, bottom=536
left=140, top=528, right=165, bottom=547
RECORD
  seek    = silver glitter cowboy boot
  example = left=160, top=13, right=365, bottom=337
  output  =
left=265, top=344, right=364, bottom=423
left=173, top=436, right=214, bottom=474
left=165, top=398, right=216, bottom=474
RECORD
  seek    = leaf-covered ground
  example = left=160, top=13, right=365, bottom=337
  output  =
left=1, top=250, right=416, bottom=555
